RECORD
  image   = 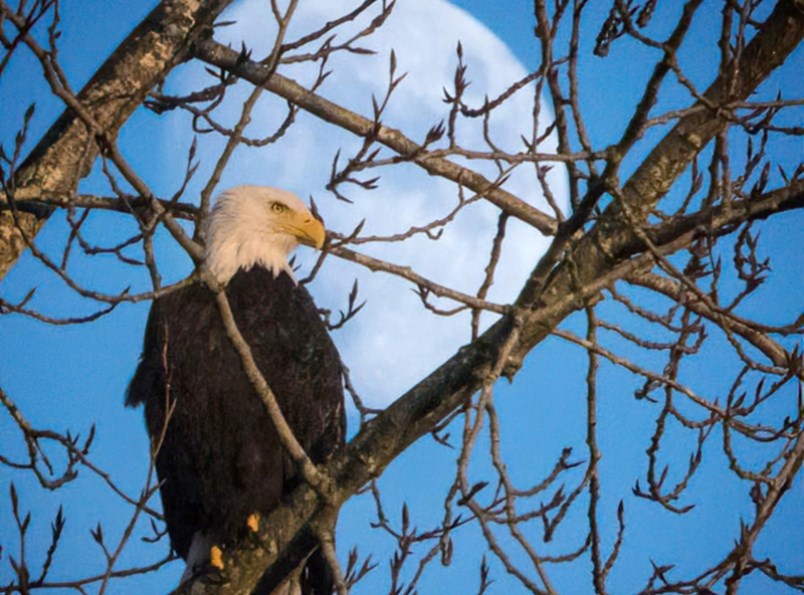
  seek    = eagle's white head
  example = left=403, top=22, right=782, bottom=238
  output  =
left=205, top=185, right=325, bottom=284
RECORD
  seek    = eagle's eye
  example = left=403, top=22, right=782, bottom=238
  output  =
left=271, top=202, right=288, bottom=214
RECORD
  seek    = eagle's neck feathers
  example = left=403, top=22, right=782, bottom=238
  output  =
left=206, top=227, right=296, bottom=283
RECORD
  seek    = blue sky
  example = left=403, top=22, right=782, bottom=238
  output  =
left=1, top=1, right=801, bottom=593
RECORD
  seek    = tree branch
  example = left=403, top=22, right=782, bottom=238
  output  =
left=191, top=38, right=559, bottom=236
left=0, top=0, right=234, bottom=278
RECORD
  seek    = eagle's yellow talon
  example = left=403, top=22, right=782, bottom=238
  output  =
left=210, top=545, right=224, bottom=570
left=247, top=512, right=260, bottom=533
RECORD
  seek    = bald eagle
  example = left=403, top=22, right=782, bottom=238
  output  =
left=126, top=186, right=345, bottom=594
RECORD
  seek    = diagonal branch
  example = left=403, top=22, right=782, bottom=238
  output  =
left=0, top=0, right=235, bottom=279
left=191, top=39, right=559, bottom=236
left=629, top=272, right=796, bottom=371
left=514, top=0, right=804, bottom=331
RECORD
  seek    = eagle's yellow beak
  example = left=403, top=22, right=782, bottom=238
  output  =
left=289, top=213, right=326, bottom=250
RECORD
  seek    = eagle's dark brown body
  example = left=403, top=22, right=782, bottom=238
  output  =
left=126, top=267, right=344, bottom=593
